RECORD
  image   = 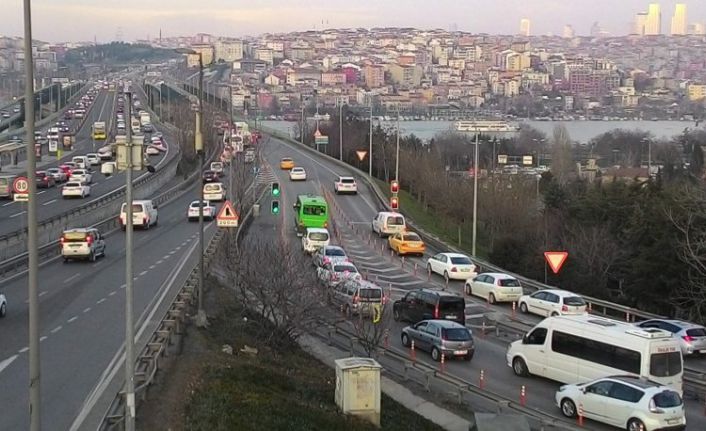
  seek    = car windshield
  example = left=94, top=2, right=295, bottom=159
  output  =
left=334, top=265, right=357, bottom=274
left=308, top=232, right=329, bottom=241
left=443, top=328, right=471, bottom=341
left=63, top=232, right=89, bottom=242
left=498, top=278, right=521, bottom=287
left=439, top=297, right=465, bottom=312
left=326, top=248, right=346, bottom=257
left=387, top=216, right=405, bottom=225
left=652, top=390, right=682, bottom=408
left=341, top=178, right=355, bottom=183
left=282, top=158, right=292, bottom=162
left=563, top=296, right=585, bottom=306
left=403, top=234, right=421, bottom=242
left=650, top=352, right=682, bottom=377
left=450, top=256, right=473, bottom=265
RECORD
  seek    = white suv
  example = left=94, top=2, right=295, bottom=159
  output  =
left=555, top=375, right=685, bottom=431
left=334, top=176, right=357, bottom=194
left=301, top=227, right=330, bottom=254
left=60, top=228, right=106, bottom=262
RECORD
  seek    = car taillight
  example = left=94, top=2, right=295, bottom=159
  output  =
left=143, top=216, right=147, bottom=225
left=561, top=305, right=568, bottom=312
left=60, top=237, right=65, bottom=244
left=648, top=398, right=664, bottom=414
left=323, top=257, right=330, bottom=264
left=451, top=267, right=457, bottom=272
left=87, top=236, right=93, bottom=245
left=434, top=303, right=439, bottom=319
left=353, top=295, right=359, bottom=304
left=683, top=335, right=694, bottom=343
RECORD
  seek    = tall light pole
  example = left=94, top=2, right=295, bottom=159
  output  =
left=176, top=48, right=207, bottom=327
left=395, top=104, right=400, bottom=182
left=368, top=102, right=373, bottom=177
left=23, top=1, right=41, bottom=429
left=472, top=130, right=479, bottom=257
left=123, top=89, right=136, bottom=431
left=338, top=101, right=343, bottom=161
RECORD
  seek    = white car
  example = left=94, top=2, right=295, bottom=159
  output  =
left=301, top=227, right=330, bottom=254
left=98, top=145, right=113, bottom=160
left=203, top=183, right=225, bottom=201
left=0, top=292, right=6, bottom=317
left=70, top=169, right=92, bottom=184
left=334, top=176, right=357, bottom=194
left=289, top=167, right=307, bottom=181
left=555, top=376, right=685, bottom=431
left=187, top=200, right=216, bottom=221
left=426, top=253, right=477, bottom=282
left=86, top=153, right=101, bottom=165
left=62, top=181, right=91, bottom=198
left=145, top=145, right=161, bottom=156
left=519, top=289, right=587, bottom=317
left=464, top=272, right=523, bottom=304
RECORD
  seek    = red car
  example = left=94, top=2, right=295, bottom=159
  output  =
left=58, top=164, right=74, bottom=177
left=35, top=171, right=55, bottom=188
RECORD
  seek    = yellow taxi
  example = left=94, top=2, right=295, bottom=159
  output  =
left=388, top=231, right=426, bottom=256
left=280, top=157, right=295, bottom=170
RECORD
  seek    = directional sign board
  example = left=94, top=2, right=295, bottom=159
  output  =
left=356, top=150, right=368, bottom=161
left=544, top=251, right=569, bottom=274
left=216, top=200, right=239, bottom=228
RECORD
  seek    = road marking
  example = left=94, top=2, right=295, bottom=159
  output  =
left=175, top=246, right=181, bottom=251
left=169, top=250, right=176, bottom=255
left=18, top=347, right=29, bottom=354
left=37, top=190, right=46, bottom=195
left=139, top=270, right=148, bottom=276
left=162, top=254, right=170, bottom=259
left=10, top=211, right=26, bottom=218
left=108, top=291, right=116, bottom=296
left=39, top=291, right=48, bottom=297
left=156, top=260, right=163, bottom=265
left=40, top=336, right=47, bottom=342
left=50, top=325, right=63, bottom=334
left=0, top=355, right=18, bottom=374
left=67, top=316, right=78, bottom=323
left=83, top=307, right=91, bottom=313
left=63, top=273, right=80, bottom=284
left=92, top=261, right=102, bottom=268
left=2, top=201, right=14, bottom=207
left=120, top=284, right=126, bottom=289
left=149, top=265, right=156, bottom=270
left=43, top=198, right=57, bottom=206
left=96, top=298, right=106, bottom=304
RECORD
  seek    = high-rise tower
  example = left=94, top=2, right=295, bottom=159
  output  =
left=645, top=3, right=661, bottom=35
left=671, top=4, right=687, bottom=35
left=519, top=18, right=531, bottom=36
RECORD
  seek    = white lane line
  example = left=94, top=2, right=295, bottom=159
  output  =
left=67, top=316, right=78, bottom=323
left=43, top=198, right=58, bottom=206
left=40, top=336, right=47, bottom=342
left=120, top=284, right=126, bottom=289
left=108, top=291, right=116, bottom=296
left=175, top=246, right=181, bottom=251
left=156, top=260, right=163, bottom=265
left=92, top=261, right=102, bottom=268
left=18, top=347, right=29, bottom=354
left=0, top=355, right=18, bottom=374
left=132, top=277, right=138, bottom=281
left=163, top=255, right=171, bottom=260
left=169, top=250, right=176, bottom=255
left=39, top=291, right=48, bottom=297
left=63, top=273, right=80, bottom=284
left=149, top=265, right=156, bottom=270
left=83, top=307, right=91, bottom=313
left=37, top=190, right=46, bottom=195
left=139, top=270, right=148, bottom=276
left=162, top=255, right=169, bottom=259
left=50, top=326, right=63, bottom=334
left=10, top=211, right=26, bottom=218
left=96, top=298, right=106, bottom=304
left=2, top=201, right=14, bottom=207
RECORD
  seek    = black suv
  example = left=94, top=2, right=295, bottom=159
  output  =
left=393, top=289, right=466, bottom=325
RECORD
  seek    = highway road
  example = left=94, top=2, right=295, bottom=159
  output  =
left=0, top=171, right=233, bottom=430
left=0, top=89, right=173, bottom=239
left=247, top=135, right=706, bottom=430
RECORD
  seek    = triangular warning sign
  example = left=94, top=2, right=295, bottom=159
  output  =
left=356, top=150, right=368, bottom=161
left=544, top=251, right=568, bottom=274
left=217, top=200, right=239, bottom=221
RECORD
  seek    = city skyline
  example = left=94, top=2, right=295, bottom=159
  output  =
left=3, top=0, right=706, bottom=43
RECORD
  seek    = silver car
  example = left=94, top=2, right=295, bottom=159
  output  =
left=317, top=261, right=361, bottom=288
left=401, top=320, right=474, bottom=362
left=312, top=245, right=348, bottom=268
left=636, top=319, right=706, bottom=356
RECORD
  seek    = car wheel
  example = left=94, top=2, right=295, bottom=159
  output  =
left=393, top=308, right=401, bottom=321
left=444, top=271, right=450, bottom=283
left=560, top=398, right=576, bottom=418
left=154, top=216, right=158, bottom=227
left=427, top=263, right=433, bottom=275
left=344, top=305, right=352, bottom=318
left=0, top=302, right=5, bottom=318
left=512, top=357, right=529, bottom=377
left=627, top=418, right=646, bottom=431
left=520, top=302, right=529, bottom=313
left=89, top=252, right=96, bottom=262
left=464, top=283, right=471, bottom=296
left=488, top=293, right=496, bottom=304
left=551, top=311, right=560, bottom=317
left=431, top=347, right=441, bottom=362
left=464, top=352, right=474, bottom=361
left=401, top=333, right=410, bottom=347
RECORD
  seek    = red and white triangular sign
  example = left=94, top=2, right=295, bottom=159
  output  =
left=544, top=251, right=568, bottom=274
left=216, top=200, right=239, bottom=227
left=356, top=150, right=368, bottom=161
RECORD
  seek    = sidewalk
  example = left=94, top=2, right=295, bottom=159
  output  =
left=298, top=333, right=471, bottom=431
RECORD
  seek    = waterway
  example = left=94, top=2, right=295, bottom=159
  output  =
left=260, top=119, right=704, bottom=144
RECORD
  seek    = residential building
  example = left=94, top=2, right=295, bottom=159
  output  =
left=214, top=39, right=243, bottom=62
left=671, top=4, right=687, bottom=35
left=563, top=25, right=575, bottom=39
left=321, top=71, right=346, bottom=86
left=519, top=18, right=531, bottom=37
left=255, top=48, right=274, bottom=65
left=634, top=13, right=648, bottom=36
left=645, top=3, right=661, bottom=35
left=689, top=22, right=706, bottom=35
left=363, top=64, right=385, bottom=88
left=688, top=83, right=706, bottom=101
left=388, top=64, right=423, bottom=87
left=187, top=44, right=214, bottom=67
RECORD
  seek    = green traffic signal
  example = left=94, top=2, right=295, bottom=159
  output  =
left=271, top=182, right=280, bottom=197
left=271, top=200, right=280, bottom=214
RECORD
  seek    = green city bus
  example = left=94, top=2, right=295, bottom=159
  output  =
left=293, top=194, right=329, bottom=236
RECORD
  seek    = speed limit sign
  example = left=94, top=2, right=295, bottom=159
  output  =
left=12, top=176, right=29, bottom=194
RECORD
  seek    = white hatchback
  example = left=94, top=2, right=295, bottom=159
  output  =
left=62, top=181, right=90, bottom=198
left=518, top=289, right=587, bottom=317
left=464, top=272, right=523, bottom=304
left=203, top=183, right=225, bottom=201
left=187, top=200, right=216, bottom=221
left=289, top=167, right=307, bottom=181
left=334, top=176, right=357, bottom=194
left=427, top=252, right=477, bottom=282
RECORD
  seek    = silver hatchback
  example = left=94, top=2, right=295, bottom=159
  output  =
left=636, top=319, right=706, bottom=356
left=401, top=320, right=474, bottom=362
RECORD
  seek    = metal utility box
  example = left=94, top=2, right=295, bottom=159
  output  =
left=334, top=357, right=381, bottom=427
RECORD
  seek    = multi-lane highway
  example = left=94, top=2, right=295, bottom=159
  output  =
left=246, top=134, right=706, bottom=430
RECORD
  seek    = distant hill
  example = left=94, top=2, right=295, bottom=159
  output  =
left=62, top=42, right=178, bottom=65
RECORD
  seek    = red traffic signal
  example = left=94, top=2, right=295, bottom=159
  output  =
left=391, top=180, right=399, bottom=194
left=390, top=196, right=399, bottom=210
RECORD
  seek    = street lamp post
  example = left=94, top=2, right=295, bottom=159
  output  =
left=369, top=103, right=373, bottom=177
left=123, top=89, right=136, bottom=431
left=23, top=1, right=42, bottom=429
left=339, top=101, right=344, bottom=161
left=395, top=104, right=400, bottom=182
left=472, top=130, right=479, bottom=257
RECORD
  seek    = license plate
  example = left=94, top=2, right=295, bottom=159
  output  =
left=667, top=418, right=681, bottom=425
left=454, top=350, right=467, bottom=355
left=461, top=268, right=470, bottom=272
left=446, top=315, right=456, bottom=319
left=70, top=244, right=81, bottom=248
left=700, top=350, right=706, bottom=354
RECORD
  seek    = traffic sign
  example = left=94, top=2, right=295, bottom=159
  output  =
left=12, top=176, right=29, bottom=194
left=13, top=193, right=28, bottom=202
left=216, top=200, right=239, bottom=227
left=356, top=150, right=368, bottom=161
left=544, top=251, right=569, bottom=274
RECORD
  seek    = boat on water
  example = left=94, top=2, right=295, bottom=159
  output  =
left=454, top=120, right=521, bottom=134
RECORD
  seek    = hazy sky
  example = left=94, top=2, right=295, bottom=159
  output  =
left=5, top=0, right=706, bottom=43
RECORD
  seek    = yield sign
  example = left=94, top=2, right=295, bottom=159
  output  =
left=216, top=200, right=239, bottom=228
left=544, top=251, right=568, bottom=274
left=356, top=150, right=368, bottom=161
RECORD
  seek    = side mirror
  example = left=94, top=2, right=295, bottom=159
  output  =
left=522, top=334, right=528, bottom=344
left=293, top=203, right=297, bottom=209
left=580, top=387, right=586, bottom=394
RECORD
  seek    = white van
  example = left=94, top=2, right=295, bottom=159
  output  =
left=506, top=314, right=684, bottom=394
left=301, top=227, right=330, bottom=254
left=72, top=156, right=89, bottom=169
left=203, top=182, right=225, bottom=201
left=371, top=211, right=406, bottom=237
left=120, top=200, right=158, bottom=230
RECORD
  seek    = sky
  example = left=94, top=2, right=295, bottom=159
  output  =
left=4, top=0, right=706, bottom=43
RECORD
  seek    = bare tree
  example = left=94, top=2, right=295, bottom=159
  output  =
left=550, top=125, right=574, bottom=185
left=350, top=301, right=393, bottom=358
left=559, top=224, right=624, bottom=293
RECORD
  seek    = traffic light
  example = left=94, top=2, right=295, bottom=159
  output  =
left=271, top=200, right=280, bottom=214
left=271, top=182, right=280, bottom=197
left=390, top=196, right=399, bottom=210
left=391, top=180, right=399, bottom=194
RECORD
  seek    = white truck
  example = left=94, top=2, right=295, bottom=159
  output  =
left=140, top=112, right=151, bottom=126
left=131, top=118, right=141, bottom=135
